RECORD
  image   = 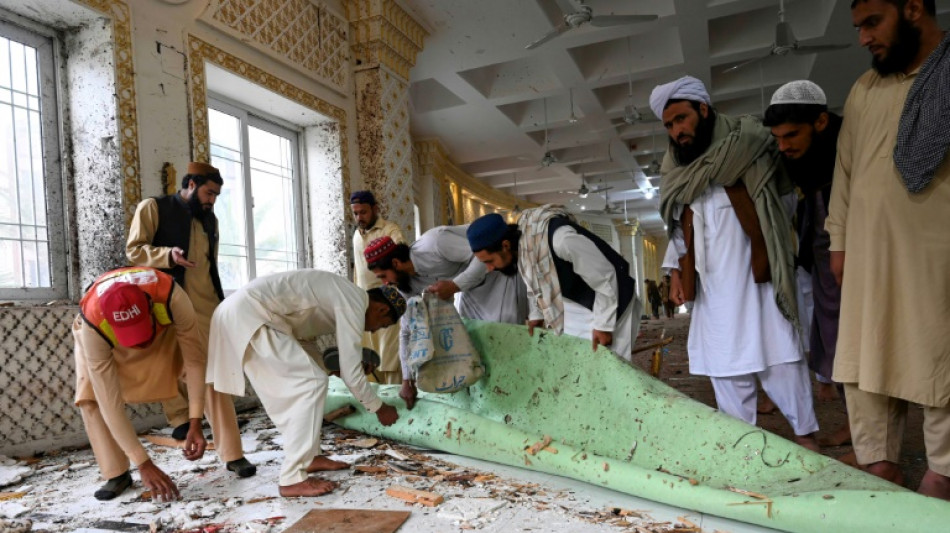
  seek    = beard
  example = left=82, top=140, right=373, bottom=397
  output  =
left=498, top=256, right=518, bottom=276
left=187, top=193, right=208, bottom=220
left=358, top=215, right=378, bottom=230
left=394, top=270, right=413, bottom=294
left=671, top=111, right=716, bottom=166
left=872, top=15, right=922, bottom=76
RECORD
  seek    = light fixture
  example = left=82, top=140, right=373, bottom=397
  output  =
left=644, top=189, right=655, bottom=200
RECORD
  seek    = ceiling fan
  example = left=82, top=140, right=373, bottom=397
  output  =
left=525, top=0, right=659, bottom=50
left=725, top=0, right=850, bottom=73
left=576, top=174, right=613, bottom=198
left=538, top=97, right=558, bottom=168
left=644, top=128, right=662, bottom=176
left=584, top=180, right=621, bottom=215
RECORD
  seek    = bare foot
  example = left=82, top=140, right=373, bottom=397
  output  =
left=836, top=451, right=859, bottom=467
left=817, top=382, right=839, bottom=402
left=279, top=477, right=338, bottom=497
left=917, top=469, right=950, bottom=500
left=793, top=434, right=820, bottom=453
left=306, top=456, right=349, bottom=473
left=866, top=461, right=905, bottom=487
left=756, top=395, right=776, bottom=415
left=819, top=423, right=852, bottom=447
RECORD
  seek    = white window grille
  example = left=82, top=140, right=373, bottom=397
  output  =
left=207, top=97, right=304, bottom=291
left=0, top=18, right=65, bottom=300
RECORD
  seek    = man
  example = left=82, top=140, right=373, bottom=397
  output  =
left=363, top=225, right=527, bottom=408
left=646, top=279, right=662, bottom=319
left=350, top=190, right=405, bottom=384
left=465, top=210, right=640, bottom=362
left=828, top=0, right=950, bottom=498
left=206, top=270, right=404, bottom=497
left=659, top=274, right=675, bottom=318
left=73, top=267, right=252, bottom=503
left=126, top=162, right=233, bottom=442
left=763, top=80, right=850, bottom=447
left=650, top=75, right=820, bottom=451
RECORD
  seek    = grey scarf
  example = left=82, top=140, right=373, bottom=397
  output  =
left=894, top=31, right=950, bottom=193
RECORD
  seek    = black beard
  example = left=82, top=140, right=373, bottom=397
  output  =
left=671, top=111, right=716, bottom=165
left=187, top=193, right=207, bottom=220
left=358, top=216, right=378, bottom=230
left=395, top=271, right=413, bottom=294
left=872, top=15, right=922, bottom=75
left=498, top=257, right=518, bottom=276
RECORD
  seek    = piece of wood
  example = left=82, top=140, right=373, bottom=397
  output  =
left=354, top=465, right=388, bottom=474
left=324, top=405, right=356, bottom=422
left=385, top=485, right=444, bottom=507
left=141, top=434, right=215, bottom=450
left=631, top=337, right=673, bottom=355
left=0, top=491, right=27, bottom=501
left=525, top=435, right=552, bottom=455
left=282, top=509, right=410, bottom=533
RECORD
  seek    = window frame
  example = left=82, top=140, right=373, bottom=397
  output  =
left=206, top=95, right=306, bottom=288
left=0, top=16, right=66, bottom=301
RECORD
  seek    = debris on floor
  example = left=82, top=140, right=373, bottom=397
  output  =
left=0, top=409, right=717, bottom=532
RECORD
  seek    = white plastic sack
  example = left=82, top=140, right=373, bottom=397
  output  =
left=406, top=293, right=484, bottom=393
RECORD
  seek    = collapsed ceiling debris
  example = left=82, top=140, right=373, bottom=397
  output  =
left=0, top=410, right=703, bottom=533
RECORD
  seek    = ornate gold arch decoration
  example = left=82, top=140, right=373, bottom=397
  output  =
left=72, top=0, right=141, bottom=225
left=185, top=34, right=350, bottom=196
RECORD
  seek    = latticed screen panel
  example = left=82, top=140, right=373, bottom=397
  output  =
left=0, top=307, right=163, bottom=452
left=208, top=0, right=349, bottom=93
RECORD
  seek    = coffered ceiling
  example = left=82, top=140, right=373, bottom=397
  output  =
left=401, top=0, right=950, bottom=235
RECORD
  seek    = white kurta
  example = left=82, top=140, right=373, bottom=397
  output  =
left=397, top=225, right=528, bottom=380
left=206, top=270, right=382, bottom=413
left=662, top=185, right=802, bottom=377
left=527, top=225, right=640, bottom=360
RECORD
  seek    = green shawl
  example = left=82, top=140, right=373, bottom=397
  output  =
left=659, top=113, right=799, bottom=328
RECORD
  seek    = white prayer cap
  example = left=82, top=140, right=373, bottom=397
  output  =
left=649, top=76, right=711, bottom=121
left=770, top=80, right=827, bottom=106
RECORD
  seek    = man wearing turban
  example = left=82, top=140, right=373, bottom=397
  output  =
left=651, top=75, right=820, bottom=451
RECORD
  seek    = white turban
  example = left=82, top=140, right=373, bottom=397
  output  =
left=770, top=80, right=827, bottom=106
left=649, top=76, right=711, bottom=122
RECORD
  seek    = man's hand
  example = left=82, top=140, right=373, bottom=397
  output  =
left=526, top=319, right=545, bottom=336
left=830, top=251, right=845, bottom=286
left=138, top=460, right=180, bottom=502
left=426, top=280, right=460, bottom=301
left=592, top=329, right=613, bottom=351
left=375, top=403, right=399, bottom=426
left=400, top=380, right=418, bottom=410
left=182, top=418, right=207, bottom=461
left=170, top=247, right=197, bottom=268
left=669, top=270, right=686, bottom=306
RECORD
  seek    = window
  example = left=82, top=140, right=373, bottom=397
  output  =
left=207, top=98, right=304, bottom=291
left=0, top=19, right=65, bottom=300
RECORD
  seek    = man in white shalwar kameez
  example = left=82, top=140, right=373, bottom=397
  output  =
left=465, top=212, right=641, bottom=364
left=650, top=76, right=820, bottom=451
left=207, top=270, right=405, bottom=497
left=362, top=228, right=527, bottom=408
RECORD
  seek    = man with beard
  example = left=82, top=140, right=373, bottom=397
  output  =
left=350, top=190, right=405, bottom=384
left=763, top=80, right=850, bottom=448
left=126, top=162, right=255, bottom=479
left=828, top=0, right=950, bottom=497
left=650, top=76, right=820, bottom=452
left=465, top=210, right=640, bottom=364
left=363, top=225, right=527, bottom=408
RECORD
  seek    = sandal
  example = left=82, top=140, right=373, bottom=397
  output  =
left=94, top=471, right=132, bottom=500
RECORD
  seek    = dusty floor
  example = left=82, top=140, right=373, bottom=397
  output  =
left=632, top=313, right=927, bottom=491
left=0, top=409, right=775, bottom=533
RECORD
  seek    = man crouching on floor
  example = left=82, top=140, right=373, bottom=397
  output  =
left=206, top=270, right=404, bottom=497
